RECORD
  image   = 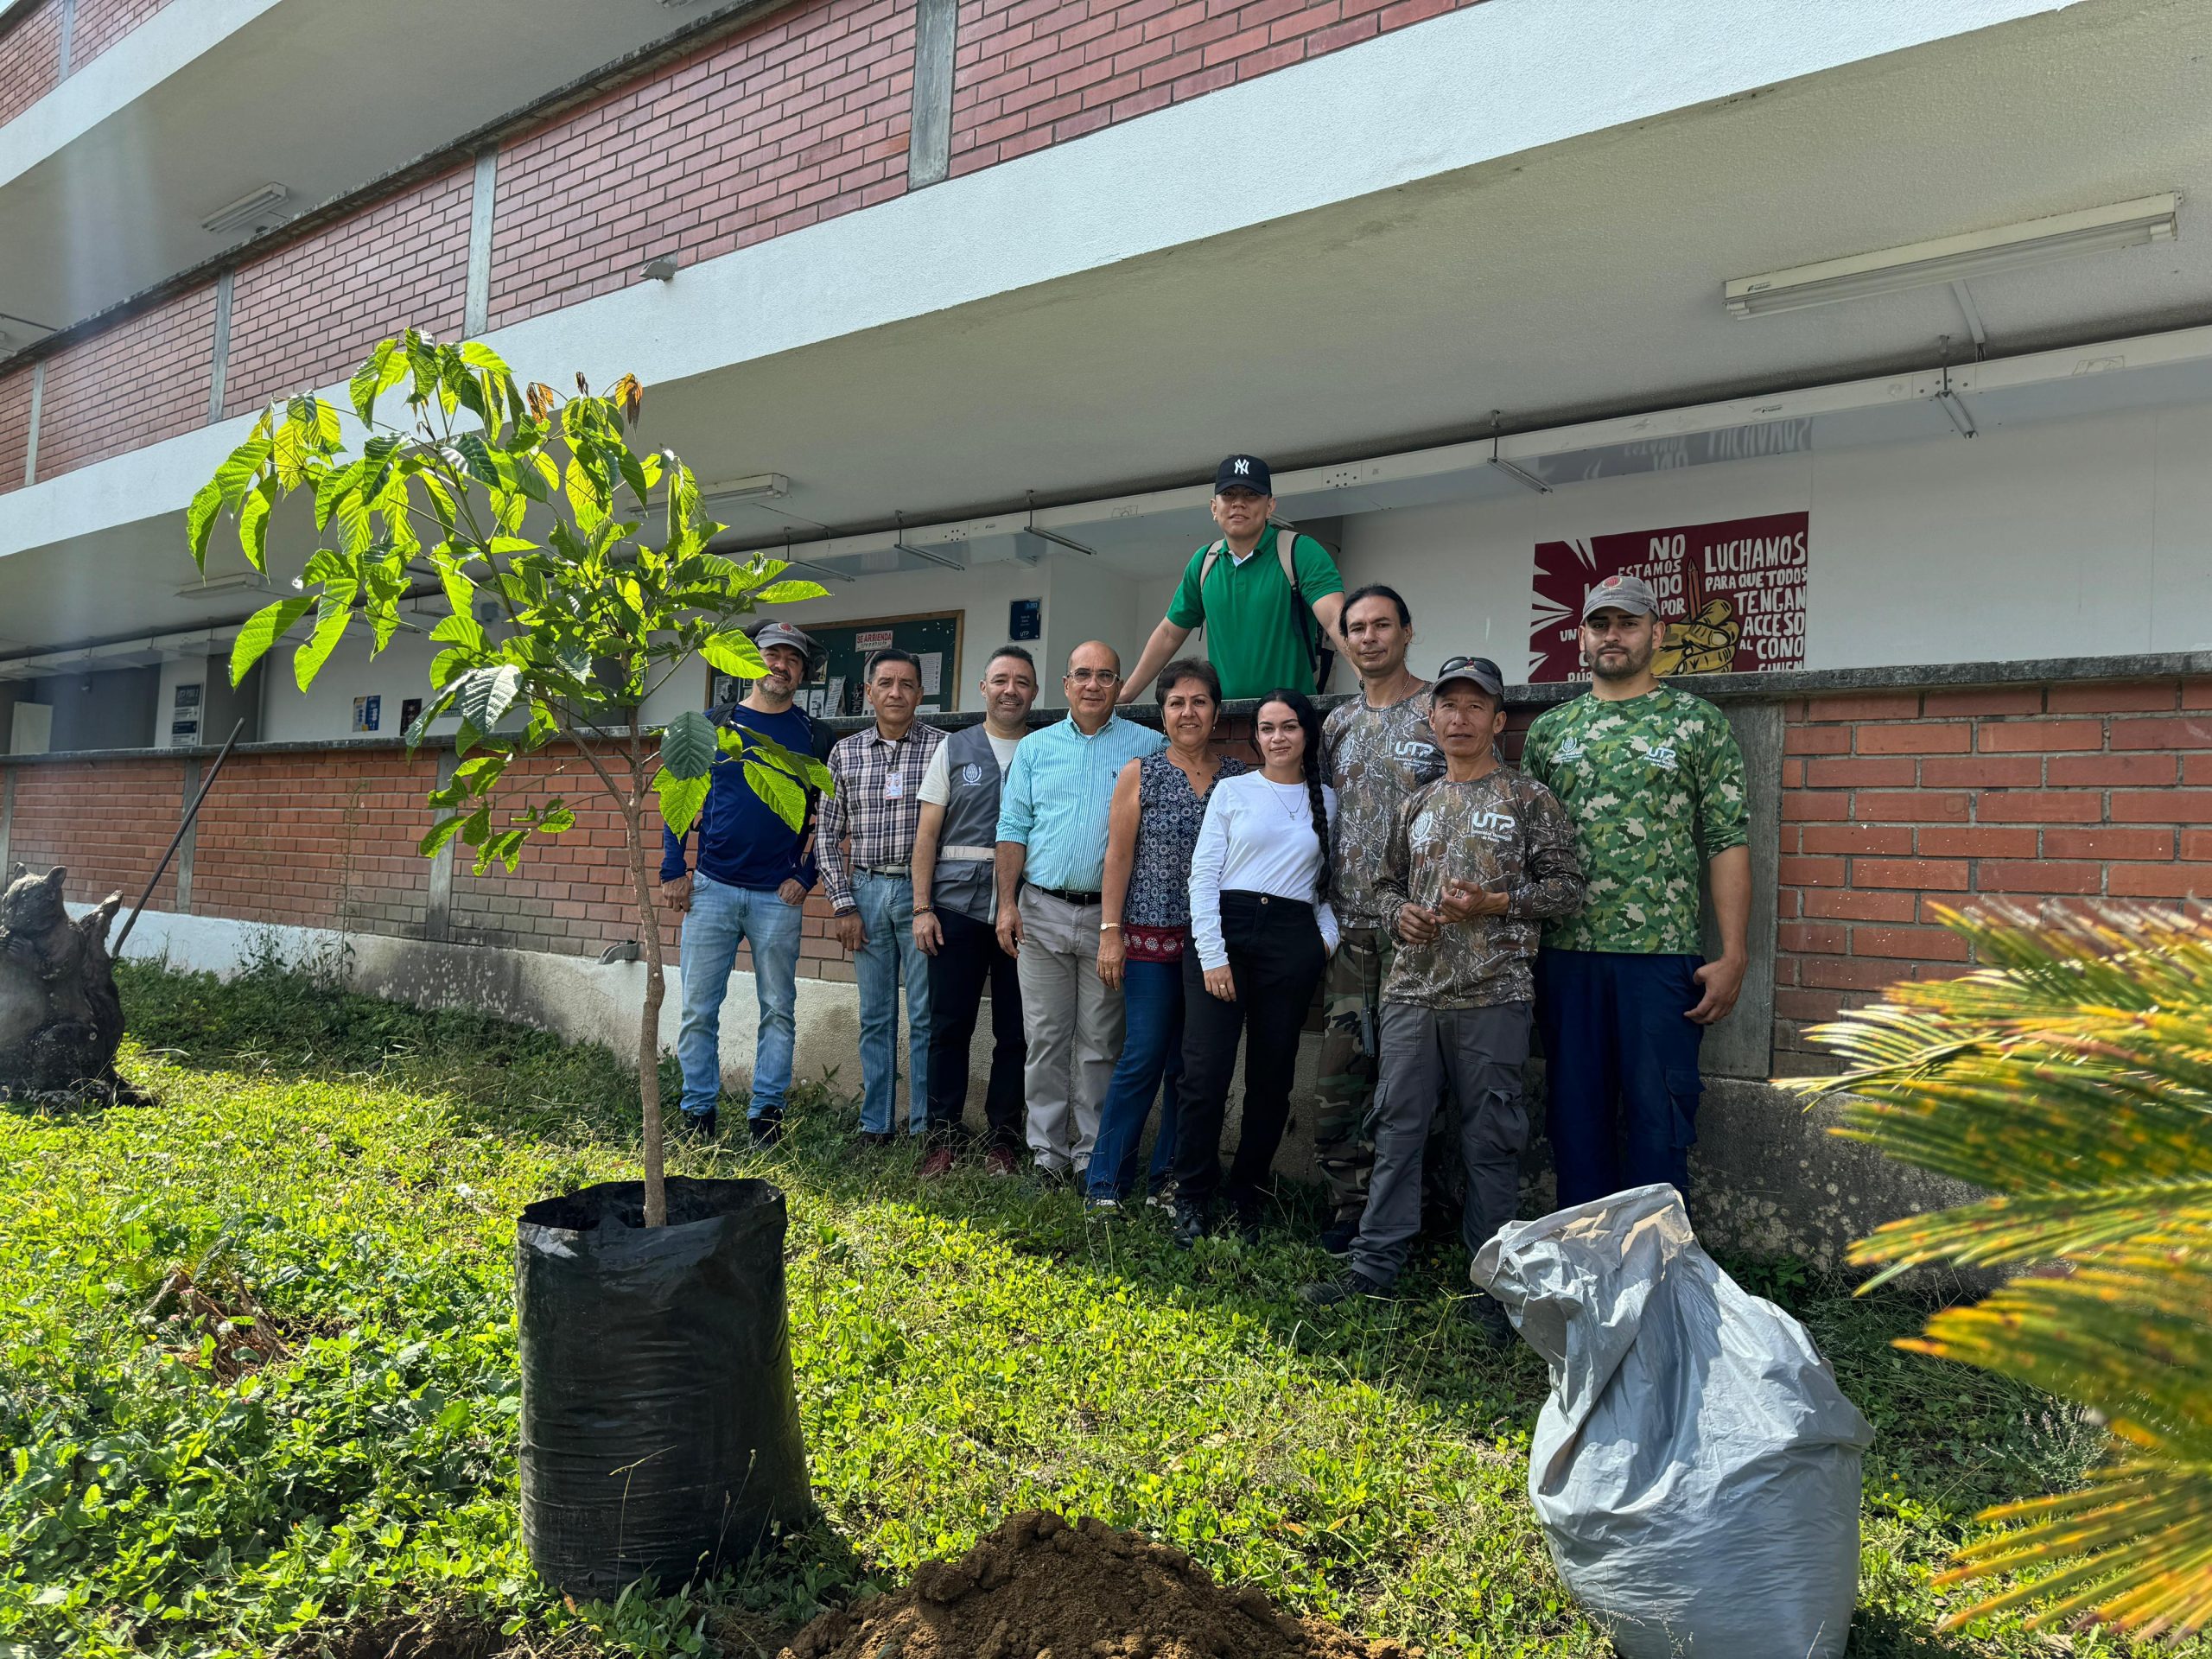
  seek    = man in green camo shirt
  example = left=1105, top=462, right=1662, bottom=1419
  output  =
left=1521, top=571, right=1750, bottom=1211
left=1312, top=584, right=1444, bottom=1253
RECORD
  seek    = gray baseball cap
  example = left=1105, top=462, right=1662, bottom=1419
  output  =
left=1434, top=655, right=1506, bottom=698
left=753, top=621, right=817, bottom=664
left=1581, top=573, right=1660, bottom=621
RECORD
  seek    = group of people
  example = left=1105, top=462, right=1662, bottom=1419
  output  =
left=661, top=454, right=1751, bottom=1336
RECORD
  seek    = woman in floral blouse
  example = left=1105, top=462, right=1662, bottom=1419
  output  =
left=1085, top=659, right=1247, bottom=1213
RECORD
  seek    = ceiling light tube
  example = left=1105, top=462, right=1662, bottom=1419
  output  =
left=1726, top=194, right=2181, bottom=318
left=200, top=183, right=291, bottom=237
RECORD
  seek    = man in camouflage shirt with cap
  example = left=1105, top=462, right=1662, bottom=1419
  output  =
left=1300, top=653, right=1581, bottom=1341
left=1522, top=572, right=1751, bottom=1211
left=1313, top=584, right=1445, bottom=1251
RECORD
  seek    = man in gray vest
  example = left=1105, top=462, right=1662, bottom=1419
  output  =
left=912, top=645, right=1041, bottom=1176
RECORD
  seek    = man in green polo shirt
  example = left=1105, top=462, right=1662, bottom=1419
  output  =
left=1118, top=454, right=1347, bottom=704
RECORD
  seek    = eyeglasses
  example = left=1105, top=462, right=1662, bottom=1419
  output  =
left=1065, top=668, right=1122, bottom=684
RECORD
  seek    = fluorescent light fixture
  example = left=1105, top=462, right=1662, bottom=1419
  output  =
left=1725, top=194, right=2181, bottom=318
left=200, top=183, right=291, bottom=237
left=893, top=541, right=965, bottom=572
left=175, top=572, right=276, bottom=602
left=698, top=473, right=788, bottom=505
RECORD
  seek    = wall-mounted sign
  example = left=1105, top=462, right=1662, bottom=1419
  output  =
left=1008, top=597, right=1041, bottom=641
left=401, top=697, right=423, bottom=733
left=1529, top=512, right=1808, bottom=682
left=171, top=682, right=202, bottom=744
left=353, top=695, right=382, bottom=733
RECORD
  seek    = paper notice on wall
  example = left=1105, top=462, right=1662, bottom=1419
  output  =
left=855, top=629, right=894, bottom=652
left=1529, top=512, right=1808, bottom=682
left=918, top=651, right=943, bottom=696
left=825, top=677, right=847, bottom=715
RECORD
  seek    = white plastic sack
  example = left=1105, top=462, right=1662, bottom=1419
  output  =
left=1471, top=1184, right=1875, bottom=1658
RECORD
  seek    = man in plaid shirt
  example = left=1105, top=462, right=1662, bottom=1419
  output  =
left=818, top=648, right=946, bottom=1143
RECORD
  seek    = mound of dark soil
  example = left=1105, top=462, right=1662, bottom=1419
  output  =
left=779, top=1510, right=1411, bottom=1659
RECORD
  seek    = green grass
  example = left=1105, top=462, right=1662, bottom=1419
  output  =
left=0, top=953, right=2187, bottom=1658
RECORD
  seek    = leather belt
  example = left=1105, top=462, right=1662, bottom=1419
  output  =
left=1032, top=884, right=1103, bottom=906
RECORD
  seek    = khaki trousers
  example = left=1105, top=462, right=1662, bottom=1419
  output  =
left=1016, top=887, right=1124, bottom=1173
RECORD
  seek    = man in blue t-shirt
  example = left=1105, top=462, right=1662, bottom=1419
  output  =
left=660, top=621, right=821, bottom=1144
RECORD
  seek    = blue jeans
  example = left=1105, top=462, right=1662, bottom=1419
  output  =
left=853, top=872, right=931, bottom=1135
left=1084, top=958, right=1182, bottom=1200
left=1535, top=949, right=1704, bottom=1207
left=676, top=872, right=803, bottom=1120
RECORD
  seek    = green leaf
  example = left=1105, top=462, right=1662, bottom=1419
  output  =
left=185, top=481, right=223, bottom=570
left=652, top=766, right=710, bottom=836
left=229, top=598, right=312, bottom=685
left=237, top=475, right=276, bottom=573
left=742, top=760, right=805, bottom=831
left=454, top=664, right=524, bottom=732
left=350, top=341, right=395, bottom=425
left=699, top=631, right=768, bottom=681
left=212, top=435, right=271, bottom=511
left=660, top=709, right=715, bottom=779
left=293, top=592, right=356, bottom=690
left=418, top=816, right=467, bottom=857
left=747, top=580, right=830, bottom=605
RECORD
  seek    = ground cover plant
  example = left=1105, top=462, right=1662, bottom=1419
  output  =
left=3, top=954, right=2200, bottom=1658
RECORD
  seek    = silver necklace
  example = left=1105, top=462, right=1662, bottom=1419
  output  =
left=1264, top=772, right=1308, bottom=825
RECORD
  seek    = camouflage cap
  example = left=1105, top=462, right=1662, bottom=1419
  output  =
left=1580, top=572, right=1660, bottom=621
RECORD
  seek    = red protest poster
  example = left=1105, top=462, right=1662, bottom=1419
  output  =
left=1529, top=512, right=1808, bottom=682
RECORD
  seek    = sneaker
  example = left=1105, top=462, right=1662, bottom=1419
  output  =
left=860, top=1130, right=894, bottom=1149
left=1297, top=1270, right=1394, bottom=1307
left=1230, top=1207, right=1264, bottom=1248
left=1143, top=1180, right=1177, bottom=1212
left=983, top=1145, right=1021, bottom=1179
left=1319, top=1217, right=1360, bottom=1257
left=1461, top=1294, right=1516, bottom=1347
left=1084, top=1194, right=1122, bottom=1220
left=747, top=1116, right=782, bottom=1148
left=681, top=1109, right=719, bottom=1141
left=1172, top=1202, right=1210, bottom=1250
left=919, top=1146, right=956, bottom=1179
left=1031, top=1160, right=1073, bottom=1191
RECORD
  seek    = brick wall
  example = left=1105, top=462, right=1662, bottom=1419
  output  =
left=1772, top=677, right=2212, bottom=1072
left=223, top=168, right=474, bottom=417
left=189, top=749, right=437, bottom=935
left=67, top=0, right=178, bottom=68
left=0, top=0, right=63, bottom=130
left=0, top=365, right=32, bottom=496
left=9, top=756, right=181, bottom=911
left=488, top=0, right=914, bottom=331
left=32, top=285, right=215, bottom=480
left=949, top=0, right=1478, bottom=173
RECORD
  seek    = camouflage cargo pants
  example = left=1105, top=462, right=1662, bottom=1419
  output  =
left=1313, top=925, right=1391, bottom=1221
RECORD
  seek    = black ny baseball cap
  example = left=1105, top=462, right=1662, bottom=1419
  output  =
left=1214, top=454, right=1272, bottom=495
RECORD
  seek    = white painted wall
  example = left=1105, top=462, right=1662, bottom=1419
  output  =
left=1340, top=400, right=2212, bottom=679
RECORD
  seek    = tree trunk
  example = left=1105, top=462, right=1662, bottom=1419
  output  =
left=625, top=798, right=669, bottom=1229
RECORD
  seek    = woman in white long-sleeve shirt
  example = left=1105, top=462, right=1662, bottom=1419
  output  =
left=1173, top=686, right=1338, bottom=1245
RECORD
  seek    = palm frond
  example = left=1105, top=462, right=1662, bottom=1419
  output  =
left=1791, top=901, right=2212, bottom=1637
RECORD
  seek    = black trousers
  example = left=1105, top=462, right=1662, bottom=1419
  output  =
left=1173, top=891, right=1328, bottom=1216
left=925, top=906, right=1027, bottom=1151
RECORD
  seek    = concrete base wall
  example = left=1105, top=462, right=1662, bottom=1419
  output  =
left=101, top=904, right=1955, bottom=1271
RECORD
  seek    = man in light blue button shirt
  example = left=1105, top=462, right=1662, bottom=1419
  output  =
left=995, top=639, right=1166, bottom=1179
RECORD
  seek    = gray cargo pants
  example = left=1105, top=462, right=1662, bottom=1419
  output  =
left=1350, top=1000, right=1532, bottom=1290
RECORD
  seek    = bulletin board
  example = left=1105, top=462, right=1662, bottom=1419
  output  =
left=738, top=612, right=964, bottom=718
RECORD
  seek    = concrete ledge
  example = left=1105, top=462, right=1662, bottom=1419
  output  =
left=95, top=904, right=1956, bottom=1271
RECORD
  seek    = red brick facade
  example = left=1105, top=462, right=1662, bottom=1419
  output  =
left=488, top=0, right=915, bottom=332
left=67, top=0, right=180, bottom=67
left=8, top=755, right=181, bottom=912
left=1771, top=677, right=2212, bottom=1071
left=0, top=365, right=32, bottom=496
left=949, top=0, right=1479, bottom=173
left=30, top=284, right=214, bottom=480
left=222, top=169, right=474, bottom=417
left=0, top=1, right=64, bottom=129
left=9, top=681, right=2208, bottom=1053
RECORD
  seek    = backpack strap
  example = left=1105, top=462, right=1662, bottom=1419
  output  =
left=1274, top=526, right=1300, bottom=600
